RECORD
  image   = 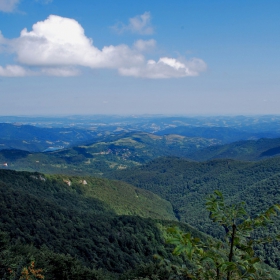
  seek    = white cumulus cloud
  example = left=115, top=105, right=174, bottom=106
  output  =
left=12, top=15, right=144, bottom=69
left=0, top=0, right=20, bottom=12
left=0, top=14, right=207, bottom=78
left=113, top=12, right=154, bottom=35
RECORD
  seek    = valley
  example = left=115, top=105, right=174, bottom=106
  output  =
left=1, top=115, right=280, bottom=279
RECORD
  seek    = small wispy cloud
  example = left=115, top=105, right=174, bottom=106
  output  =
left=119, top=57, right=207, bottom=79
left=41, top=67, right=80, bottom=77
left=0, top=0, right=20, bottom=12
left=0, top=65, right=27, bottom=76
left=35, top=0, right=53, bottom=4
left=113, top=12, right=154, bottom=35
left=133, top=39, right=156, bottom=52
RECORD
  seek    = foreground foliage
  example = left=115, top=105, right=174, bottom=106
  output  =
left=166, top=191, right=280, bottom=279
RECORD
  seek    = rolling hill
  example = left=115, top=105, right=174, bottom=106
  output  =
left=188, top=137, right=280, bottom=161
left=0, top=123, right=100, bottom=152
left=0, top=132, right=220, bottom=175
left=156, top=126, right=255, bottom=143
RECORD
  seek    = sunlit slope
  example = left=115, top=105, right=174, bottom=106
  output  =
left=0, top=167, right=174, bottom=272
left=50, top=174, right=176, bottom=220
left=0, top=169, right=176, bottom=221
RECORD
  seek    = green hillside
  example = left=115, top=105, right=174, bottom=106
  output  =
left=188, top=137, right=280, bottom=161
left=0, top=169, right=176, bottom=221
left=0, top=169, right=208, bottom=279
left=48, top=174, right=176, bottom=220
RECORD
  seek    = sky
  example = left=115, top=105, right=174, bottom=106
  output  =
left=0, top=0, right=279, bottom=116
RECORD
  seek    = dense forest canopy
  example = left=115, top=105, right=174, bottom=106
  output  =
left=109, top=156, right=280, bottom=270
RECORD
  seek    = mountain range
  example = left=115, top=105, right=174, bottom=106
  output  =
left=1, top=115, right=280, bottom=279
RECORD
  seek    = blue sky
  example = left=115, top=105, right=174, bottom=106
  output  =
left=0, top=0, right=279, bottom=116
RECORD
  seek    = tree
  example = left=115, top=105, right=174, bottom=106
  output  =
left=166, top=191, right=280, bottom=280
left=7, top=261, right=44, bottom=280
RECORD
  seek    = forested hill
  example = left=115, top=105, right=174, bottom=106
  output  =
left=188, top=137, right=280, bottom=161
left=1, top=161, right=280, bottom=277
left=109, top=156, right=280, bottom=227
left=0, top=169, right=176, bottom=221
left=109, top=156, right=280, bottom=269
left=0, top=169, right=193, bottom=279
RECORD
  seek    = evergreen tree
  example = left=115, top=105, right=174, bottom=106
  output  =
left=166, top=191, right=280, bottom=279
